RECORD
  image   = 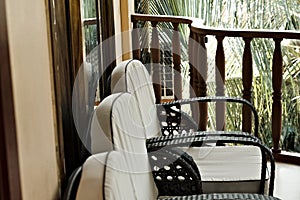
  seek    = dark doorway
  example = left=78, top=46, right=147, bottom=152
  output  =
left=48, top=0, right=116, bottom=194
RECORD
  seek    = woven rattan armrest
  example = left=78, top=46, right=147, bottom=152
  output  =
left=149, top=148, right=203, bottom=196
left=157, top=96, right=259, bottom=138
left=156, top=104, right=198, bottom=135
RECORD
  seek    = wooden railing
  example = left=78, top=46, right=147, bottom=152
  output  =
left=190, top=25, right=300, bottom=153
left=131, top=14, right=300, bottom=157
left=131, top=14, right=194, bottom=103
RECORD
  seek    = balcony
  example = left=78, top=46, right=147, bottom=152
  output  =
left=78, top=9, right=300, bottom=199
left=129, top=14, right=300, bottom=199
left=129, top=13, right=300, bottom=163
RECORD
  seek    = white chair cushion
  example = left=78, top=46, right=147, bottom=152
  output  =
left=111, top=59, right=161, bottom=138
left=90, top=104, right=113, bottom=154
left=94, top=92, right=158, bottom=199
left=182, top=146, right=269, bottom=193
left=76, top=151, right=135, bottom=200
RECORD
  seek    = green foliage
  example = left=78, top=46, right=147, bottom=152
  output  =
left=137, top=0, right=300, bottom=152
left=82, top=0, right=96, bottom=18
left=82, top=0, right=98, bottom=55
left=84, top=25, right=98, bottom=55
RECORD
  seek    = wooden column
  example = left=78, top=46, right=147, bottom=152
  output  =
left=189, top=32, right=208, bottom=130
left=197, top=35, right=208, bottom=131
left=151, top=21, right=161, bottom=103
left=189, top=31, right=196, bottom=99
left=272, top=38, right=283, bottom=153
left=242, top=37, right=253, bottom=133
left=215, top=36, right=225, bottom=131
left=172, top=22, right=182, bottom=100
left=132, top=20, right=141, bottom=60
left=189, top=32, right=199, bottom=128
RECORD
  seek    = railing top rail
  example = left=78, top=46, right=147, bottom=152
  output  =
left=131, top=13, right=194, bottom=25
left=191, top=23, right=300, bottom=39
left=131, top=13, right=300, bottom=39
left=83, top=18, right=97, bottom=26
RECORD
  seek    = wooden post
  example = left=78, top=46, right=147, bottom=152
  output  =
left=132, top=20, right=141, bottom=60
left=189, top=31, right=200, bottom=128
left=189, top=31, right=196, bottom=99
left=151, top=21, right=161, bottom=103
left=272, top=38, right=283, bottom=153
left=215, top=36, right=225, bottom=131
left=197, top=35, right=208, bottom=131
left=189, top=32, right=208, bottom=131
left=242, top=37, right=253, bottom=133
left=172, top=22, right=182, bottom=100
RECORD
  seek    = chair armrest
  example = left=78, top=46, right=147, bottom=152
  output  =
left=148, top=148, right=202, bottom=196
left=156, top=104, right=198, bottom=135
left=158, top=96, right=259, bottom=138
left=159, top=193, right=281, bottom=200
left=63, top=166, right=82, bottom=200
left=146, top=131, right=275, bottom=196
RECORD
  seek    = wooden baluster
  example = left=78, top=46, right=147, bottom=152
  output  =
left=272, top=38, right=283, bottom=153
left=242, top=37, right=253, bottom=133
left=151, top=21, right=161, bottom=103
left=189, top=31, right=196, bottom=99
left=132, top=20, right=140, bottom=60
left=189, top=31, right=200, bottom=128
left=172, top=22, right=182, bottom=100
left=215, top=36, right=225, bottom=131
left=197, top=35, right=208, bottom=131
left=189, top=32, right=208, bottom=131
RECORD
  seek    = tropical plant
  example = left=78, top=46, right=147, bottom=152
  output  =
left=136, top=0, right=300, bottom=152
left=82, top=0, right=98, bottom=56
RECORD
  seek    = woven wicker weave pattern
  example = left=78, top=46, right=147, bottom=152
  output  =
left=161, top=193, right=280, bottom=200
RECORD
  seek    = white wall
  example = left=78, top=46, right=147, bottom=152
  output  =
left=5, top=0, right=59, bottom=199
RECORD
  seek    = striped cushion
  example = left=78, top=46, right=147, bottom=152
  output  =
left=92, top=93, right=158, bottom=199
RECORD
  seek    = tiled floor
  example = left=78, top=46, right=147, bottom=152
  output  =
left=274, top=162, right=300, bottom=200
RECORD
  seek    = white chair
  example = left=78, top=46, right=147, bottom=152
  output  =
left=91, top=92, right=201, bottom=196
left=109, top=59, right=272, bottom=195
left=70, top=92, right=279, bottom=200
left=63, top=150, right=280, bottom=200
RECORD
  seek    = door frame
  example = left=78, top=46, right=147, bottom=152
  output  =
left=48, top=0, right=116, bottom=193
left=0, top=0, right=22, bottom=199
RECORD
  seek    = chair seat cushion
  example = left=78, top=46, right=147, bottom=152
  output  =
left=181, top=146, right=269, bottom=193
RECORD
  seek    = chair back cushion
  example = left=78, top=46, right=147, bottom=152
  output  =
left=111, top=59, right=161, bottom=138
left=92, top=92, right=158, bottom=199
left=76, top=151, right=136, bottom=200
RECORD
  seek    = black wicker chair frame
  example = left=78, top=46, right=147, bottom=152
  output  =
left=157, top=96, right=259, bottom=138
left=149, top=96, right=272, bottom=196
left=147, top=131, right=275, bottom=196
left=161, top=193, right=280, bottom=200
left=63, top=167, right=82, bottom=200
